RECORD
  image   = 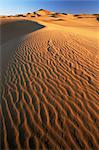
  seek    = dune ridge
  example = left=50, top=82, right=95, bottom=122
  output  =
left=0, top=10, right=99, bottom=149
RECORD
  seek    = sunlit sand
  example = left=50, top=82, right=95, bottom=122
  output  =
left=0, top=9, right=99, bottom=149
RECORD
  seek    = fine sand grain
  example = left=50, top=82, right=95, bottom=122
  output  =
left=0, top=10, right=99, bottom=149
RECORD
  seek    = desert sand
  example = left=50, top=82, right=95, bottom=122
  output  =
left=0, top=9, right=99, bottom=149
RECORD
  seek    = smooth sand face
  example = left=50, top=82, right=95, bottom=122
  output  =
left=0, top=11, right=99, bottom=149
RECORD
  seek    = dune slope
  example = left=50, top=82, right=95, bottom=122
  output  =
left=0, top=17, right=99, bottom=149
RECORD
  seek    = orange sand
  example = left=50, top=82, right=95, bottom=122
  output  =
left=0, top=10, right=99, bottom=149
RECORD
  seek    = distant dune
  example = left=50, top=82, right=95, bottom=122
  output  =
left=0, top=9, right=99, bottom=149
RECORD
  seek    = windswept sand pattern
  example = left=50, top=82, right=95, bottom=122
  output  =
left=0, top=18, right=99, bottom=149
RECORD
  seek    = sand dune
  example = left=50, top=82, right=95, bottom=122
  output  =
left=1, top=19, right=45, bottom=45
left=0, top=10, right=99, bottom=149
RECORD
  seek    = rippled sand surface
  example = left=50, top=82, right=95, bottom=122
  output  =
left=0, top=11, right=99, bottom=149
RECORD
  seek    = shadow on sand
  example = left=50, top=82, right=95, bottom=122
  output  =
left=0, top=20, right=45, bottom=72
left=1, top=20, right=45, bottom=45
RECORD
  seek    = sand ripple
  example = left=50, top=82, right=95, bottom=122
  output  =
left=1, top=24, right=99, bottom=149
